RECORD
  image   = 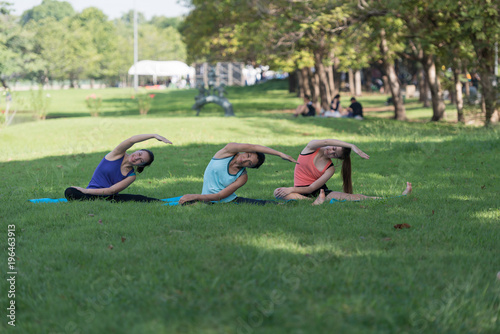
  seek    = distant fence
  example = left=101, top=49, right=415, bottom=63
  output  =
left=195, top=62, right=245, bottom=87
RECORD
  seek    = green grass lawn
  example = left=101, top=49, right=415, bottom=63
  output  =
left=0, top=81, right=499, bottom=333
left=2, top=80, right=476, bottom=124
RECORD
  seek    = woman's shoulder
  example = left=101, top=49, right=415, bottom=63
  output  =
left=212, top=150, right=236, bottom=160
left=300, top=146, right=319, bottom=155
left=105, top=152, right=125, bottom=162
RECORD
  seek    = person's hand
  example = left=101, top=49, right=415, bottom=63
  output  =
left=178, top=194, right=198, bottom=205
left=352, top=146, right=369, bottom=159
left=274, top=187, right=293, bottom=199
left=71, top=186, right=87, bottom=194
left=280, top=153, right=298, bottom=164
left=155, top=134, right=173, bottom=145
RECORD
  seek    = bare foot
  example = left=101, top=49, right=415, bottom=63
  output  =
left=402, top=182, right=412, bottom=196
left=312, top=189, right=326, bottom=205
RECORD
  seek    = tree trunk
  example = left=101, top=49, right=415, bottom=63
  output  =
left=348, top=68, right=355, bottom=96
left=383, top=61, right=406, bottom=120
left=453, top=67, right=464, bottom=123
left=313, top=45, right=332, bottom=111
left=354, top=70, right=362, bottom=96
left=417, top=68, right=431, bottom=107
left=0, top=78, right=9, bottom=89
left=70, top=74, right=76, bottom=88
left=333, top=58, right=341, bottom=95
left=300, top=67, right=312, bottom=98
left=288, top=70, right=297, bottom=93
left=296, top=69, right=303, bottom=97
left=382, top=75, right=390, bottom=94
left=478, top=69, right=498, bottom=125
left=475, top=46, right=498, bottom=126
left=311, top=69, right=320, bottom=106
left=327, top=50, right=336, bottom=97
left=363, top=68, right=372, bottom=92
left=325, top=67, right=333, bottom=98
left=422, top=53, right=446, bottom=121
left=418, top=69, right=425, bottom=102
left=379, top=28, right=406, bottom=120
left=449, top=89, right=456, bottom=105
left=464, top=80, right=470, bottom=97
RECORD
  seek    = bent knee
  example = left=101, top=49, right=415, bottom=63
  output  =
left=64, top=187, right=81, bottom=200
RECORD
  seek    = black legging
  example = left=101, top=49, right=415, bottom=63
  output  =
left=232, top=197, right=279, bottom=206
left=64, top=187, right=161, bottom=203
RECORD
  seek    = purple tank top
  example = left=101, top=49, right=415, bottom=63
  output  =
left=87, top=156, right=135, bottom=190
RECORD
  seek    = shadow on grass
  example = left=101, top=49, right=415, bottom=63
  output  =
left=2, top=133, right=498, bottom=206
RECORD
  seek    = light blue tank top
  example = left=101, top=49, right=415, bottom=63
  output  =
left=202, top=155, right=246, bottom=203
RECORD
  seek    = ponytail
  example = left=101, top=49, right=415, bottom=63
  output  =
left=341, top=148, right=353, bottom=194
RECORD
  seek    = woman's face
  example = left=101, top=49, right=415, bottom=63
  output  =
left=238, top=152, right=259, bottom=168
left=129, top=150, right=151, bottom=166
left=323, top=146, right=343, bottom=159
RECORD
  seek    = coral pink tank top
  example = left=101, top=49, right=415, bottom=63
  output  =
left=294, top=149, right=333, bottom=186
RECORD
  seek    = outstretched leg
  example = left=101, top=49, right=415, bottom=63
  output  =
left=293, top=104, right=307, bottom=117
left=110, top=194, right=162, bottom=203
left=325, top=191, right=381, bottom=202
left=233, top=197, right=278, bottom=205
left=316, top=182, right=412, bottom=205
left=65, top=187, right=161, bottom=203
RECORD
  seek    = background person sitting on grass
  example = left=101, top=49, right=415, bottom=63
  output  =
left=293, top=95, right=316, bottom=117
left=320, top=94, right=343, bottom=118
left=64, top=134, right=171, bottom=202
left=178, top=143, right=297, bottom=205
left=343, top=97, right=364, bottom=120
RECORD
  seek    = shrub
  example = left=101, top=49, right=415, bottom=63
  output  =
left=132, top=93, right=155, bottom=115
left=30, top=86, right=51, bottom=120
left=85, top=94, right=103, bottom=117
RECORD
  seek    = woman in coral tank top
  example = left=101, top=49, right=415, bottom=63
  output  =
left=273, top=139, right=411, bottom=204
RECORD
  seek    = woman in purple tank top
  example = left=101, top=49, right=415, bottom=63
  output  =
left=65, top=134, right=172, bottom=202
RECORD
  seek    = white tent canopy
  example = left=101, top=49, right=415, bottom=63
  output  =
left=128, top=60, right=195, bottom=84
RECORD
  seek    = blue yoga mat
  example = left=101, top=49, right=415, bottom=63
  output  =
left=29, top=197, right=182, bottom=204
left=161, top=196, right=182, bottom=206
left=29, top=195, right=403, bottom=205
left=29, top=198, right=68, bottom=203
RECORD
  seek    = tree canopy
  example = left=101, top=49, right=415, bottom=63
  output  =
left=0, top=1, right=187, bottom=87
left=180, top=0, right=499, bottom=125
left=1, top=0, right=498, bottom=124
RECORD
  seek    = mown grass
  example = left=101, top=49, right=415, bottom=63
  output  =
left=0, top=80, right=499, bottom=334
left=2, top=80, right=474, bottom=124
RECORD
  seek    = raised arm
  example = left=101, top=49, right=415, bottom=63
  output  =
left=107, top=134, right=172, bottom=159
left=71, top=175, right=137, bottom=196
left=215, top=142, right=297, bottom=163
left=178, top=174, right=248, bottom=204
left=304, top=139, right=369, bottom=159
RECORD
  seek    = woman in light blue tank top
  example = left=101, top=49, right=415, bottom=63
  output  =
left=64, top=134, right=172, bottom=202
left=178, top=142, right=297, bottom=205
